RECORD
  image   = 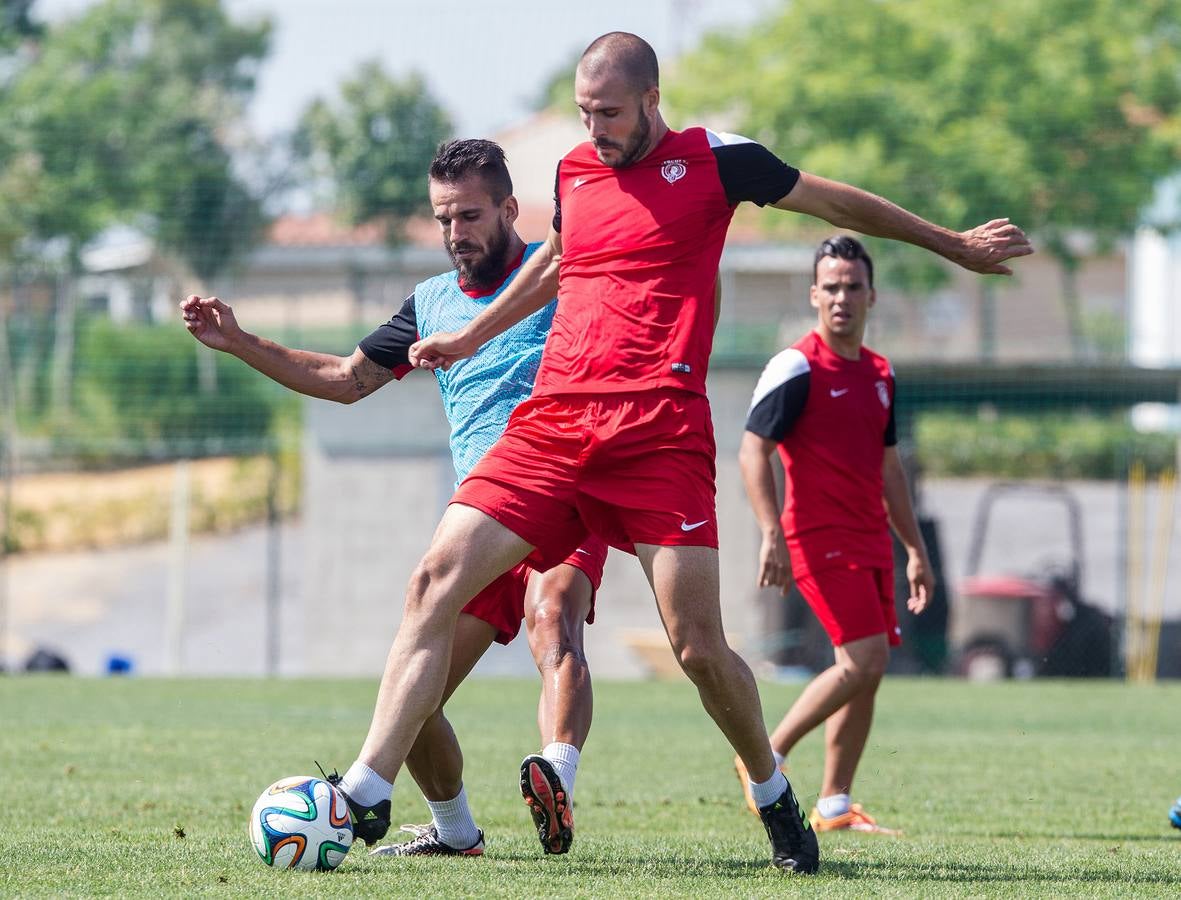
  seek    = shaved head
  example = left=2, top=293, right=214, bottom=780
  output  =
left=578, top=31, right=659, bottom=92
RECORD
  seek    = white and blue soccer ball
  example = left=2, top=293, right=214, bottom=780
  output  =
left=249, top=776, right=354, bottom=871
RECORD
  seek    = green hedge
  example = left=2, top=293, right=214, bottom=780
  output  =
left=914, top=411, right=1177, bottom=479
left=10, top=316, right=298, bottom=464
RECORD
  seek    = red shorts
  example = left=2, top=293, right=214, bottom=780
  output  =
left=451, top=390, right=717, bottom=568
left=460, top=536, right=608, bottom=645
left=794, top=565, right=900, bottom=648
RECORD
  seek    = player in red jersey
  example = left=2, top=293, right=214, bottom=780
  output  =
left=182, top=140, right=606, bottom=858
left=738, top=236, right=932, bottom=835
left=348, top=32, right=1031, bottom=874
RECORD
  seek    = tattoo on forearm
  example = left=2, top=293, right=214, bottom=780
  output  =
left=349, top=357, right=394, bottom=398
left=539, top=641, right=587, bottom=670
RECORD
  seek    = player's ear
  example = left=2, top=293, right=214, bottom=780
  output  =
left=643, top=85, right=660, bottom=115
left=503, top=194, right=519, bottom=225
left=809, top=283, right=820, bottom=310
left=867, top=287, right=876, bottom=308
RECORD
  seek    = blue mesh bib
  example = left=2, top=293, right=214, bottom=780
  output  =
left=415, top=243, right=554, bottom=486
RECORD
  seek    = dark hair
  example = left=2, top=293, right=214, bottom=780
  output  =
left=813, top=235, right=874, bottom=288
left=579, top=32, right=659, bottom=92
left=429, top=139, right=513, bottom=204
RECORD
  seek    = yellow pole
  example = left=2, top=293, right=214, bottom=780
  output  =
left=1143, top=468, right=1176, bottom=684
left=1126, top=462, right=1145, bottom=683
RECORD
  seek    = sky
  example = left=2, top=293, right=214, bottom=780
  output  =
left=38, top=0, right=775, bottom=139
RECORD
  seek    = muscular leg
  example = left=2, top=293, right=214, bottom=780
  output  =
left=404, top=613, right=497, bottom=801
left=822, top=637, right=888, bottom=799
left=517, top=564, right=594, bottom=856
left=768, top=633, right=889, bottom=789
left=524, top=564, right=593, bottom=749
left=821, top=680, right=879, bottom=799
left=635, top=544, right=776, bottom=783
left=357, top=503, right=533, bottom=781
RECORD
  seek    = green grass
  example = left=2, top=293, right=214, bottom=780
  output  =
left=2, top=676, right=1179, bottom=897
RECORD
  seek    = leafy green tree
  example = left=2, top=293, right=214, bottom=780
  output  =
left=669, top=0, right=1181, bottom=356
left=2, top=0, right=270, bottom=278
left=0, top=0, right=271, bottom=425
left=294, top=60, right=452, bottom=241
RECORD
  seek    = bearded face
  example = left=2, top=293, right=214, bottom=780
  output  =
left=446, top=214, right=513, bottom=290
left=430, top=175, right=517, bottom=291
left=593, top=102, right=651, bottom=169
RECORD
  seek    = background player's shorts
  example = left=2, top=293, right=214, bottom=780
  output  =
left=451, top=390, right=717, bottom=568
left=460, top=536, right=608, bottom=645
left=794, top=565, right=901, bottom=648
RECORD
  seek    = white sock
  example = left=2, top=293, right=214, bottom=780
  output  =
left=339, top=761, right=392, bottom=808
left=772, top=749, right=786, bottom=769
left=427, top=785, right=481, bottom=849
left=748, top=769, right=789, bottom=810
left=542, top=742, right=580, bottom=796
left=816, top=793, right=851, bottom=819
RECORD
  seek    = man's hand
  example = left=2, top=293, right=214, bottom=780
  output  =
left=952, top=218, right=1034, bottom=275
left=905, top=550, right=935, bottom=614
left=409, top=330, right=477, bottom=371
left=756, top=528, right=792, bottom=595
left=180, top=295, right=241, bottom=353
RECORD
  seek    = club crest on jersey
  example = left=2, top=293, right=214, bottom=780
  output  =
left=875, top=380, right=890, bottom=408
left=661, top=159, right=687, bottom=184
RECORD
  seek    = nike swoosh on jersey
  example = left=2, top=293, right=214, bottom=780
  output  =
left=680, top=520, right=708, bottom=531
left=830, top=388, right=850, bottom=397
left=573, top=178, right=587, bottom=189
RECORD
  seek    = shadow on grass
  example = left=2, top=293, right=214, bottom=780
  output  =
left=950, top=830, right=1177, bottom=843
left=823, top=858, right=1179, bottom=886
left=469, top=851, right=774, bottom=877
left=345, top=850, right=780, bottom=879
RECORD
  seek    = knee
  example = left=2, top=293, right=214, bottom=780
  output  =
left=527, top=583, right=587, bottom=645
left=529, top=606, right=587, bottom=672
left=671, top=633, right=729, bottom=684
left=528, top=595, right=562, bottom=638
left=404, top=554, right=456, bottom=623
left=839, top=651, right=888, bottom=689
left=529, top=595, right=578, bottom=644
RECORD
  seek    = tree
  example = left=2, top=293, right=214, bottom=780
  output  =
left=2, top=0, right=271, bottom=280
left=294, top=60, right=452, bottom=241
left=0, top=0, right=271, bottom=423
left=669, top=0, right=1181, bottom=356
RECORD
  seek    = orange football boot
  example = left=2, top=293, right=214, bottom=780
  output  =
left=809, top=802, right=901, bottom=835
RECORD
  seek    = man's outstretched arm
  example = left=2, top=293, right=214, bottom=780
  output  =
left=774, top=172, right=1033, bottom=275
left=410, top=227, right=562, bottom=371
left=179, top=295, right=394, bottom=403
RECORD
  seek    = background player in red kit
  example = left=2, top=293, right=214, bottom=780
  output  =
left=738, top=236, right=933, bottom=835
left=347, top=32, right=1032, bottom=875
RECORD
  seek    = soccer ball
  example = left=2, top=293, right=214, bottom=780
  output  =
left=249, top=776, right=354, bottom=871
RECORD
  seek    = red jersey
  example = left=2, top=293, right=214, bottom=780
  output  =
left=745, top=330, right=897, bottom=576
left=536, top=127, right=798, bottom=397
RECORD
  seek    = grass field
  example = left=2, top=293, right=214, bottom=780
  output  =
left=3, top=675, right=1179, bottom=897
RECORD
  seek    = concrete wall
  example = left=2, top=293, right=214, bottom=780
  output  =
left=298, top=367, right=776, bottom=678
left=298, top=365, right=1181, bottom=679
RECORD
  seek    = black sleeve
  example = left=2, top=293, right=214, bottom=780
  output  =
left=712, top=142, right=800, bottom=207
left=551, top=160, right=563, bottom=233
left=884, top=378, right=898, bottom=447
left=745, top=351, right=811, bottom=441
left=357, top=292, right=418, bottom=377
